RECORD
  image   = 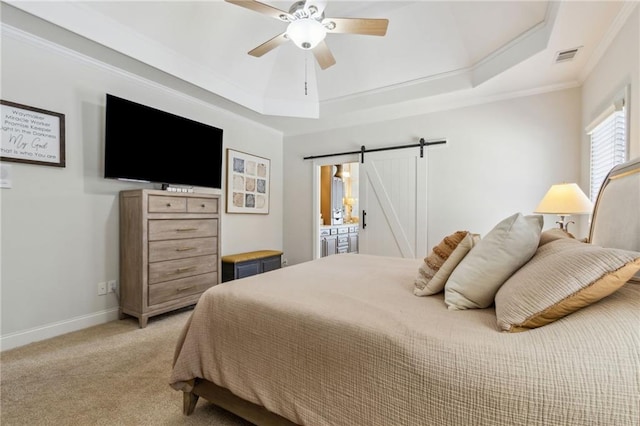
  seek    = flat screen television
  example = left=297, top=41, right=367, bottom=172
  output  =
left=104, top=94, right=223, bottom=189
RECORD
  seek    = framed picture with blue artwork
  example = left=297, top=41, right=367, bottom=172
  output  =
left=226, top=148, right=270, bottom=214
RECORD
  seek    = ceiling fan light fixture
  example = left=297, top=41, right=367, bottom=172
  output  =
left=224, top=0, right=389, bottom=69
left=286, top=18, right=326, bottom=50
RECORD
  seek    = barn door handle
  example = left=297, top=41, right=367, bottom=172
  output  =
left=362, top=210, right=367, bottom=229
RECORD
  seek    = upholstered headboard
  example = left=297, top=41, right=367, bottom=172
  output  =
left=589, top=156, right=640, bottom=282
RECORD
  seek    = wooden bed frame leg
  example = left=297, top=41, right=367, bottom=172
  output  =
left=183, top=391, right=199, bottom=415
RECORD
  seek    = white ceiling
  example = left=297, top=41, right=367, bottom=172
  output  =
left=4, top=1, right=634, bottom=135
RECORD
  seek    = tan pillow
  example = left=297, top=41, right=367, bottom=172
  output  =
left=414, top=232, right=479, bottom=296
left=414, top=231, right=468, bottom=295
left=444, top=213, right=543, bottom=310
left=538, top=228, right=575, bottom=246
left=495, top=238, right=640, bottom=332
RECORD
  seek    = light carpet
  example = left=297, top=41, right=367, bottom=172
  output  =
left=1, top=308, right=251, bottom=425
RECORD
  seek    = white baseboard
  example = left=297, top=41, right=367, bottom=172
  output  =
left=0, top=308, right=120, bottom=351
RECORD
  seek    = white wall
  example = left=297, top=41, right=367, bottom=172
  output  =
left=579, top=5, right=639, bottom=238
left=281, top=5, right=640, bottom=264
left=283, top=88, right=582, bottom=265
left=582, top=6, right=639, bottom=160
left=0, top=27, right=283, bottom=349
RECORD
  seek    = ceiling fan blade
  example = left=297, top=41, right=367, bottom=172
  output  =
left=248, top=32, right=289, bottom=57
left=324, top=18, right=389, bottom=36
left=312, top=40, right=336, bottom=70
left=225, top=0, right=292, bottom=21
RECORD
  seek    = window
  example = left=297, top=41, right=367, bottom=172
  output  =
left=587, top=99, right=627, bottom=201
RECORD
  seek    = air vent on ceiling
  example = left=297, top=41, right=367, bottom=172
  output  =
left=555, top=47, right=581, bottom=63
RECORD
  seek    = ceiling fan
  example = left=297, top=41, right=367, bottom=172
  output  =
left=225, top=0, right=389, bottom=70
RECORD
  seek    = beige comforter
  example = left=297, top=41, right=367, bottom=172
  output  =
left=170, top=254, right=640, bottom=426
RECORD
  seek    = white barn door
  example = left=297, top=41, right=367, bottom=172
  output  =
left=358, top=150, right=427, bottom=258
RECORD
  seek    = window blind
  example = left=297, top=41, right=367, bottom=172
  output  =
left=588, top=108, right=626, bottom=201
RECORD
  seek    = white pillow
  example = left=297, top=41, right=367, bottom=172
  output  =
left=444, top=213, right=543, bottom=310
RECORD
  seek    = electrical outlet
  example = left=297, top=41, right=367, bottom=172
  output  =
left=98, top=282, right=107, bottom=296
left=282, top=258, right=288, bottom=266
left=107, top=280, right=117, bottom=293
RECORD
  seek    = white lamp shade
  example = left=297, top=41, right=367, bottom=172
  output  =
left=286, top=19, right=326, bottom=50
left=534, top=183, right=593, bottom=215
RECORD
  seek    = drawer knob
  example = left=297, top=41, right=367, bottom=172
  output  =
left=201, top=204, right=206, bottom=208
left=176, top=227, right=198, bottom=232
left=166, top=203, right=171, bottom=207
left=175, top=266, right=196, bottom=273
left=176, top=247, right=196, bottom=252
left=176, top=285, right=195, bottom=292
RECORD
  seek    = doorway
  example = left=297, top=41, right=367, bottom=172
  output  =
left=319, top=163, right=359, bottom=226
left=317, top=162, right=360, bottom=258
left=312, top=148, right=427, bottom=259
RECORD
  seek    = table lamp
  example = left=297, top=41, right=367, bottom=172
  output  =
left=534, top=183, right=593, bottom=232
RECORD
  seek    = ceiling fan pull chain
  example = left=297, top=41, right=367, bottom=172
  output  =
left=304, top=55, right=308, bottom=96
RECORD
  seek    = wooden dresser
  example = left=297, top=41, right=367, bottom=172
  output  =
left=119, top=189, right=220, bottom=327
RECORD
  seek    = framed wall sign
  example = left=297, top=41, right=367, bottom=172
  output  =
left=226, top=149, right=270, bottom=214
left=1, top=100, right=66, bottom=167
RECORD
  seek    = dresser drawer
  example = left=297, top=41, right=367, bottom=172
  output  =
left=148, top=219, right=217, bottom=241
left=149, top=237, right=217, bottom=262
left=148, top=254, right=218, bottom=284
left=148, top=195, right=187, bottom=213
left=148, top=272, right=217, bottom=305
left=187, top=197, right=219, bottom=213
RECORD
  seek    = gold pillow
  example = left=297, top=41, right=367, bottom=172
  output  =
left=495, top=238, right=640, bottom=332
left=538, top=228, right=575, bottom=246
left=414, top=231, right=474, bottom=296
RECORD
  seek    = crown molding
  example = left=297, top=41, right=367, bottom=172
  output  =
left=578, top=1, right=639, bottom=83
left=1, top=22, right=283, bottom=135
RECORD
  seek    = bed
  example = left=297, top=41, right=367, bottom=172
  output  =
left=170, top=157, right=640, bottom=426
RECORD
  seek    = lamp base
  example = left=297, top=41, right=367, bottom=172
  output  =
left=556, top=215, right=575, bottom=233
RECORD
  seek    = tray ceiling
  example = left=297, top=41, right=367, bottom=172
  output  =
left=3, top=1, right=630, bottom=134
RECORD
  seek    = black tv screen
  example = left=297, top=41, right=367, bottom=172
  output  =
left=104, top=94, right=223, bottom=189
